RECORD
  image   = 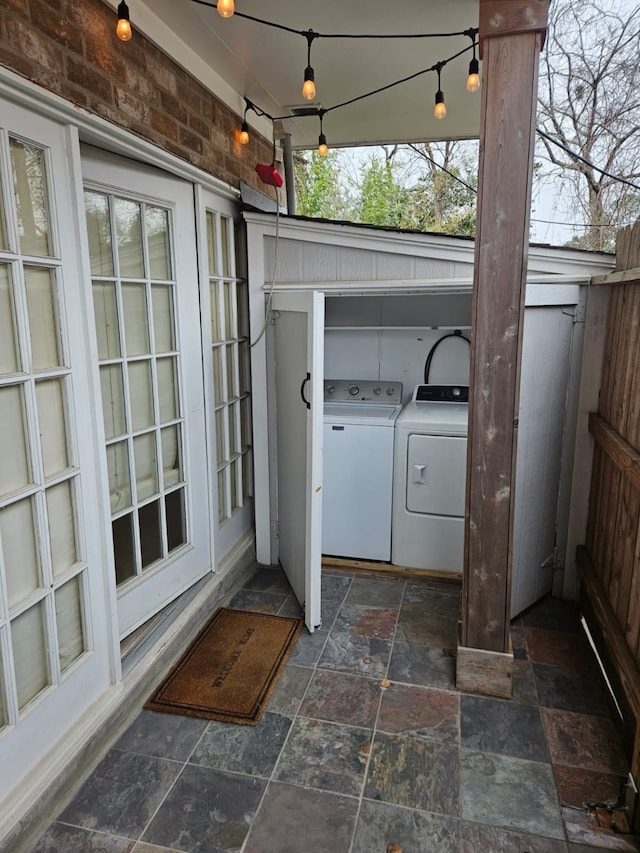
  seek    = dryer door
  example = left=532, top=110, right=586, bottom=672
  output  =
left=406, top=433, right=466, bottom=516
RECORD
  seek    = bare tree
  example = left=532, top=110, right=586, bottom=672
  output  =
left=537, top=0, right=640, bottom=251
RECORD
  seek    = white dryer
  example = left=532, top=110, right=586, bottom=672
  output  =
left=392, top=384, right=468, bottom=572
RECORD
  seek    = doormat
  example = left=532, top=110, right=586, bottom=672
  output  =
left=145, top=608, right=303, bottom=725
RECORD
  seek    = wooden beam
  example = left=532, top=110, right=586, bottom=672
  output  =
left=589, top=412, right=640, bottom=493
left=591, top=268, right=640, bottom=288
left=458, top=0, right=550, bottom=666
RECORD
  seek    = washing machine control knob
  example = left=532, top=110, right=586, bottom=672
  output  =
left=373, top=387, right=382, bottom=396
left=386, top=386, right=396, bottom=396
left=348, top=385, right=360, bottom=396
left=326, top=385, right=335, bottom=394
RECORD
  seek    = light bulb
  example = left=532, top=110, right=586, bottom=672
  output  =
left=434, top=91, right=446, bottom=120
left=467, top=57, right=480, bottom=92
left=318, top=133, right=328, bottom=157
left=302, top=67, right=316, bottom=101
left=217, top=0, right=234, bottom=17
left=116, top=1, right=132, bottom=41
left=239, top=121, right=249, bottom=145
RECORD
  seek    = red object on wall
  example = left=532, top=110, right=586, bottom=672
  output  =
left=255, top=163, right=283, bottom=187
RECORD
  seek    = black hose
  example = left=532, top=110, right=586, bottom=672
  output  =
left=423, top=329, right=470, bottom=383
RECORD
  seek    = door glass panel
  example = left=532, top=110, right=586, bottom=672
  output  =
left=114, top=198, right=144, bottom=278
left=147, top=207, right=170, bottom=280
left=0, top=385, right=30, bottom=495
left=100, top=364, right=126, bottom=439
left=107, top=440, right=131, bottom=512
left=157, top=357, right=177, bottom=422
left=215, top=409, right=225, bottom=466
left=220, top=216, right=230, bottom=277
left=36, top=379, right=68, bottom=477
left=212, top=348, right=223, bottom=404
left=166, top=488, right=186, bottom=552
left=0, top=264, right=18, bottom=374
left=46, top=480, right=77, bottom=579
left=230, top=458, right=239, bottom=511
left=152, top=285, right=174, bottom=352
left=161, top=425, right=181, bottom=487
left=134, top=432, right=158, bottom=500
left=25, top=266, right=60, bottom=369
left=223, top=281, right=233, bottom=337
left=139, top=500, right=162, bottom=568
left=2, top=498, right=40, bottom=609
left=93, top=282, right=120, bottom=359
left=12, top=602, right=49, bottom=709
left=129, top=361, right=154, bottom=431
left=226, top=343, right=236, bottom=397
left=210, top=283, right=220, bottom=341
left=84, top=190, right=114, bottom=276
left=10, top=138, right=52, bottom=258
left=206, top=212, right=218, bottom=275
left=122, top=284, right=149, bottom=355
left=55, top=576, right=85, bottom=672
left=229, top=401, right=239, bottom=456
left=112, top=513, right=135, bottom=584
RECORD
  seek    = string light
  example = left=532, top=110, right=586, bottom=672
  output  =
left=302, top=30, right=318, bottom=100
left=318, top=111, right=328, bottom=157
left=116, top=0, right=132, bottom=41
left=239, top=101, right=250, bottom=144
left=217, top=0, right=234, bottom=18
left=434, top=62, right=446, bottom=120
left=465, top=29, right=480, bottom=92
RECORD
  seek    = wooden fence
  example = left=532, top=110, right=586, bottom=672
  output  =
left=578, top=220, right=640, bottom=820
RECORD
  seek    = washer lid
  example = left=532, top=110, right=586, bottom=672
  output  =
left=324, top=403, right=401, bottom=426
left=395, top=400, right=468, bottom=434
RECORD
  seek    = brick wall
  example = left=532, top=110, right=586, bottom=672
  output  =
left=0, top=0, right=275, bottom=193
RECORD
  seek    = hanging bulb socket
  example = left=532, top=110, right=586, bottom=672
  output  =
left=302, top=30, right=318, bottom=100
left=239, top=120, right=250, bottom=145
left=466, top=57, right=480, bottom=93
left=318, top=133, right=328, bottom=157
left=217, top=0, right=234, bottom=18
left=433, top=62, right=446, bottom=119
left=434, top=90, right=446, bottom=119
left=116, top=0, right=132, bottom=41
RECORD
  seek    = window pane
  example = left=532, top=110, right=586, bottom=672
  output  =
left=25, top=266, right=60, bottom=369
left=166, top=488, right=186, bottom=552
left=122, top=284, right=149, bottom=356
left=134, top=432, right=158, bottom=500
left=157, top=357, right=177, bottom=422
left=237, top=282, right=249, bottom=338
left=206, top=211, right=218, bottom=275
left=210, top=282, right=221, bottom=342
left=0, top=384, right=31, bottom=496
left=147, top=207, right=170, bottom=280
left=10, top=138, right=52, bottom=258
left=2, top=498, right=41, bottom=610
left=152, top=284, right=174, bottom=352
left=212, top=347, right=223, bottom=405
left=0, top=170, right=7, bottom=251
left=0, top=264, right=19, bottom=374
left=114, top=197, right=144, bottom=278
left=13, top=603, right=50, bottom=709
left=46, top=480, right=77, bottom=579
left=226, top=343, right=236, bottom=398
left=223, top=281, right=234, bottom=338
left=93, top=282, right=121, bottom=359
left=139, top=500, right=162, bottom=568
left=220, top=216, right=231, bottom=277
left=55, top=575, right=85, bottom=672
left=231, top=458, right=239, bottom=511
left=229, top=401, right=239, bottom=456
left=107, top=440, right=131, bottom=512
left=217, top=469, right=227, bottom=522
left=36, top=378, right=69, bottom=477
left=161, top=424, right=182, bottom=487
left=112, top=513, right=136, bottom=585
left=215, top=408, right=225, bottom=466
left=241, top=396, right=252, bottom=450
left=84, top=190, right=114, bottom=276
left=129, top=360, right=154, bottom=431
left=100, top=364, right=126, bottom=439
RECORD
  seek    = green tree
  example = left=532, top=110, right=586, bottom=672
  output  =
left=356, top=151, right=408, bottom=227
left=294, top=150, right=353, bottom=220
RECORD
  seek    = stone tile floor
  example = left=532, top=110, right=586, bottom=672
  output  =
left=30, top=566, right=640, bottom=852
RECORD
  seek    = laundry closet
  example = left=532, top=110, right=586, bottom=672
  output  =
left=244, top=210, right=613, bottom=631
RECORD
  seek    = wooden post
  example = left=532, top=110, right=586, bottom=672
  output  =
left=457, top=0, right=550, bottom=698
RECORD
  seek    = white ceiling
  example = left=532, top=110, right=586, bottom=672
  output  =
left=130, top=0, right=481, bottom=150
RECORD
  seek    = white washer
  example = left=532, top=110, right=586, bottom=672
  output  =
left=392, top=384, right=469, bottom=572
left=323, top=379, right=403, bottom=561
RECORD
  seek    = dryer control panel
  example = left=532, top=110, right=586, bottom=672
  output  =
left=324, top=379, right=403, bottom=405
left=413, top=384, right=469, bottom=403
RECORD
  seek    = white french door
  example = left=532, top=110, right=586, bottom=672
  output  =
left=0, top=101, right=113, bottom=805
left=82, top=148, right=211, bottom=638
left=271, top=290, right=324, bottom=632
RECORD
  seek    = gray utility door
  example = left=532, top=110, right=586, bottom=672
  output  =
left=272, top=290, right=324, bottom=633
